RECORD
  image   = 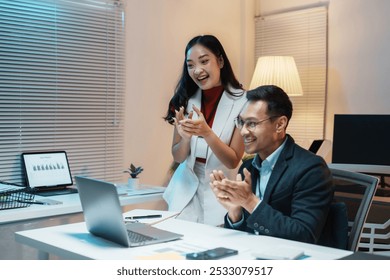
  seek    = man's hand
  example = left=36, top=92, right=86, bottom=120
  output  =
left=210, top=168, right=259, bottom=222
left=212, top=168, right=259, bottom=212
left=210, top=170, right=241, bottom=219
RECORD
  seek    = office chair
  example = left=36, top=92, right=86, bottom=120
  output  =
left=318, top=168, right=379, bottom=251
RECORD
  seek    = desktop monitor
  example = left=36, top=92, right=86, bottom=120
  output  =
left=332, top=114, right=390, bottom=166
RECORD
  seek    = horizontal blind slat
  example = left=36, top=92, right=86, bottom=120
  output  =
left=0, top=0, right=125, bottom=184
left=255, top=6, right=327, bottom=146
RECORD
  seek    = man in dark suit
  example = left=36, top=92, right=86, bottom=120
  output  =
left=210, top=85, right=333, bottom=244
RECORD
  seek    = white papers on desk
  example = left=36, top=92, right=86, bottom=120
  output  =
left=122, top=209, right=250, bottom=260
left=123, top=209, right=220, bottom=260
left=253, top=245, right=305, bottom=260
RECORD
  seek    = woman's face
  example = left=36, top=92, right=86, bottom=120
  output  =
left=186, top=44, right=224, bottom=90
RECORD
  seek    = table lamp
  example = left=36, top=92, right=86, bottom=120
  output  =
left=249, top=56, right=303, bottom=96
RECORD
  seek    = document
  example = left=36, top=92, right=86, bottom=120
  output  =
left=252, top=245, right=305, bottom=260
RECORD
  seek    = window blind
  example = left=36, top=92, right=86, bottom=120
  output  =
left=254, top=6, right=328, bottom=147
left=0, top=0, right=125, bottom=184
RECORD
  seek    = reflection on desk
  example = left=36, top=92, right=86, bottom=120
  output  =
left=15, top=209, right=353, bottom=260
left=115, top=184, right=166, bottom=196
left=1, top=191, right=165, bottom=260
left=338, top=251, right=390, bottom=260
left=0, top=188, right=164, bottom=225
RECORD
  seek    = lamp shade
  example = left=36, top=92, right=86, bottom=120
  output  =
left=249, top=56, right=303, bottom=96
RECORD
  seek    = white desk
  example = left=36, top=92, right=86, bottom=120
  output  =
left=1, top=188, right=165, bottom=259
left=328, top=163, right=390, bottom=175
left=328, top=163, right=390, bottom=189
left=15, top=209, right=353, bottom=260
left=0, top=189, right=164, bottom=224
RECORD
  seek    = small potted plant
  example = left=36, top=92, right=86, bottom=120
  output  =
left=124, top=163, right=143, bottom=189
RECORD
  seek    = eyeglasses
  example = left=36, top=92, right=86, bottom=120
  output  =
left=234, top=116, right=280, bottom=132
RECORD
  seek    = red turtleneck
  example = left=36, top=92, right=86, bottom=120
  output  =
left=201, top=85, right=224, bottom=128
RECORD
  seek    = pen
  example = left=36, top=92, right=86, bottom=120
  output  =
left=125, top=214, right=162, bottom=220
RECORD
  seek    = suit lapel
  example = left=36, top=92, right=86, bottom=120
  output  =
left=212, top=91, right=234, bottom=137
left=251, top=167, right=258, bottom=194
left=262, top=161, right=287, bottom=202
left=262, top=136, right=294, bottom=202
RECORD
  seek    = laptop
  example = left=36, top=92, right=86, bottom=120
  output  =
left=75, top=176, right=183, bottom=247
left=21, top=151, right=78, bottom=196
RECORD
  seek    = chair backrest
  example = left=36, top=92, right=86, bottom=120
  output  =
left=319, top=168, right=379, bottom=251
left=318, top=201, right=349, bottom=250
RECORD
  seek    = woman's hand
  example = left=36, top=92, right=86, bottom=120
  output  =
left=173, top=106, right=193, bottom=140
left=178, top=105, right=212, bottom=138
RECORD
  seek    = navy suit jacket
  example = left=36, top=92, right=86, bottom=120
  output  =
left=225, top=135, right=334, bottom=244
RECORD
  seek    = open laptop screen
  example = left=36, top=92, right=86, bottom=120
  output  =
left=22, top=151, right=73, bottom=189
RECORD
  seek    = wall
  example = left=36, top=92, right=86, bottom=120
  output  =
left=123, top=0, right=390, bottom=186
left=258, top=0, right=390, bottom=151
left=123, top=0, right=255, bottom=185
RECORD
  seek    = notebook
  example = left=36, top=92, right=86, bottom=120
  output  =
left=75, top=176, right=183, bottom=247
left=21, top=151, right=78, bottom=196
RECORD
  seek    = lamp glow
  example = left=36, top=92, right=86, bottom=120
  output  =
left=249, top=56, right=303, bottom=96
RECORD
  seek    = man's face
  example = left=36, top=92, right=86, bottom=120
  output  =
left=238, top=101, right=281, bottom=159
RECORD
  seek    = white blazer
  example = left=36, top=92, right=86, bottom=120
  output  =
left=163, top=87, right=247, bottom=225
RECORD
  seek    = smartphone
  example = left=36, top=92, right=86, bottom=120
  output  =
left=186, top=247, right=238, bottom=260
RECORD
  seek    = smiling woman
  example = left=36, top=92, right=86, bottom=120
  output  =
left=162, top=35, right=247, bottom=226
left=186, top=44, right=224, bottom=90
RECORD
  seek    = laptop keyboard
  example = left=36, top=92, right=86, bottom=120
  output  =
left=127, top=230, right=156, bottom=244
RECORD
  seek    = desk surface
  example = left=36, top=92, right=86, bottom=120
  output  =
left=15, top=209, right=353, bottom=260
left=328, top=163, right=390, bottom=175
left=0, top=186, right=164, bottom=225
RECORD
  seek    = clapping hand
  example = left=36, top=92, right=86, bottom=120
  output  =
left=178, top=105, right=212, bottom=138
left=210, top=168, right=257, bottom=214
left=173, top=106, right=193, bottom=140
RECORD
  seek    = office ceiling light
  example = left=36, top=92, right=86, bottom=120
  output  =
left=249, top=56, right=303, bottom=96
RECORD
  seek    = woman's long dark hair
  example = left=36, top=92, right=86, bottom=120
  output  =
left=163, top=35, right=243, bottom=124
